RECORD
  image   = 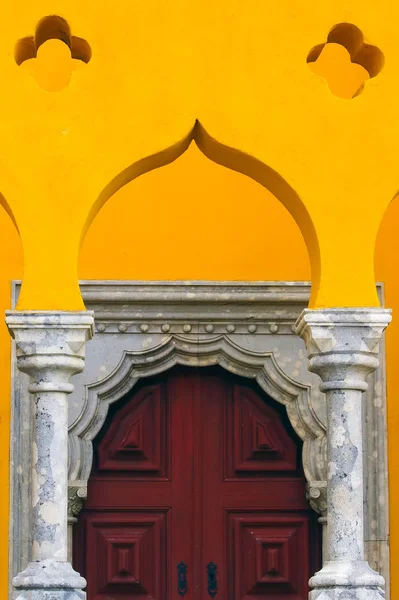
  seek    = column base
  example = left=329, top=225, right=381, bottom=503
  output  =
left=12, top=560, right=86, bottom=600
left=310, top=560, right=385, bottom=599
left=310, top=589, right=384, bottom=600
left=13, top=593, right=85, bottom=600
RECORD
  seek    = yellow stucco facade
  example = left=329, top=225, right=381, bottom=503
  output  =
left=0, top=2, right=399, bottom=597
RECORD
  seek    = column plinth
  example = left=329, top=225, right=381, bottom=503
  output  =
left=295, top=308, right=391, bottom=600
left=7, top=311, right=94, bottom=600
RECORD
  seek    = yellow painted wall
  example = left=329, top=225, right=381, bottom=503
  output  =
left=1, top=143, right=399, bottom=596
left=0, top=207, right=23, bottom=592
left=1, top=2, right=399, bottom=310
left=375, top=200, right=399, bottom=587
left=79, top=145, right=311, bottom=281
left=1, top=2, right=399, bottom=598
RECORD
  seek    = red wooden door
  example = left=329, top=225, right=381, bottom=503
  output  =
left=74, top=367, right=319, bottom=600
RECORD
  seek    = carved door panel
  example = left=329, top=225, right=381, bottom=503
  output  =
left=74, top=375, right=196, bottom=600
left=74, top=368, right=318, bottom=600
left=200, top=376, right=315, bottom=600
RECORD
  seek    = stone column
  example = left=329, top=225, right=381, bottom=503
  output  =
left=295, top=308, right=391, bottom=600
left=6, top=311, right=94, bottom=600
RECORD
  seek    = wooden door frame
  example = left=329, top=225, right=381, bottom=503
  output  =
left=9, top=280, right=390, bottom=598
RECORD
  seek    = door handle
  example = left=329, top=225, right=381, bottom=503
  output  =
left=177, top=562, right=188, bottom=597
left=206, top=562, right=218, bottom=598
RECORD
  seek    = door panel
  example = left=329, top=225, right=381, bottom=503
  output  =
left=227, top=384, right=298, bottom=475
left=74, top=368, right=318, bottom=600
left=83, top=511, right=169, bottom=600
left=200, top=375, right=311, bottom=600
left=227, top=513, right=309, bottom=600
left=97, top=383, right=169, bottom=476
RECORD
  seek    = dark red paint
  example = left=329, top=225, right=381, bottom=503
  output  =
left=74, top=367, right=320, bottom=600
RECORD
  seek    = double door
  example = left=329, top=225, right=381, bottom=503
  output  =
left=74, top=367, right=319, bottom=600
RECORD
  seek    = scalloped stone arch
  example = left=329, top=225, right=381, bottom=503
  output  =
left=69, top=334, right=326, bottom=486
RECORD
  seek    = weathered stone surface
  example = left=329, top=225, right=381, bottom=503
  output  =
left=8, top=282, right=391, bottom=597
left=14, top=593, right=85, bottom=600
left=295, top=308, right=391, bottom=600
left=7, top=312, right=93, bottom=600
left=309, top=559, right=385, bottom=600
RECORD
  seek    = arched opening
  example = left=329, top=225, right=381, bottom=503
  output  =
left=0, top=198, right=23, bottom=312
left=79, top=122, right=317, bottom=300
left=375, top=194, right=399, bottom=599
left=0, top=194, right=23, bottom=330
left=74, top=365, right=321, bottom=600
left=0, top=199, right=23, bottom=595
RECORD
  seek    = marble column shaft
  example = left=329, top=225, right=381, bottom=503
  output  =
left=6, top=311, right=94, bottom=600
left=295, top=308, right=391, bottom=600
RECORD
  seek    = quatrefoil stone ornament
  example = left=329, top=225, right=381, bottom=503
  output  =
left=307, top=23, right=384, bottom=99
left=16, top=16, right=91, bottom=92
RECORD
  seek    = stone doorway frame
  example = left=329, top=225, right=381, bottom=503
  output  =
left=8, top=280, right=390, bottom=598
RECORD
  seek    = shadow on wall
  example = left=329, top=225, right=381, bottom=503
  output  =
left=81, top=121, right=320, bottom=304
left=374, top=191, right=399, bottom=600
left=0, top=192, right=23, bottom=302
left=307, top=23, right=384, bottom=99
left=375, top=191, right=399, bottom=288
left=78, top=142, right=311, bottom=283
left=15, top=15, right=91, bottom=92
left=15, top=15, right=91, bottom=65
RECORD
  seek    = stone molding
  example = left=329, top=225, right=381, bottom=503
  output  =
left=296, top=308, right=392, bottom=392
left=6, top=311, right=94, bottom=391
left=295, top=308, right=391, bottom=600
left=69, top=334, right=326, bottom=485
left=307, top=480, right=327, bottom=515
left=8, top=281, right=390, bottom=598
left=68, top=483, right=88, bottom=521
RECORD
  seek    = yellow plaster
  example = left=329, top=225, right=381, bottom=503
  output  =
left=20, top=38, right=86, bottom=92
left=0, top=1, right=395, bottom=309
left=79, top=143, right=312, bottom=281
left=2, top=0, right=399, bottom=595
left=0, top=208, right=23, bottom=593
left=308, top=43, right=370, bottom=99
left=1, top=133, right=399, bottom=598
left=375, top=198, right=399, bottom=599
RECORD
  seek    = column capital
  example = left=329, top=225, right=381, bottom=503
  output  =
left=294, top=308, right=391, bottom=392
left=6, top=311, right=94, bottom=393
left=307, top=480, right=327, bottom=515
left=68, top=482, right=88, bottom=521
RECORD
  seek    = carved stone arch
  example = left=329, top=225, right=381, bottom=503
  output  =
left=69, top=333, right=326, bottom=489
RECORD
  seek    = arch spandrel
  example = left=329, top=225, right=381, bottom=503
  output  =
left=12, top=119, right=321, bottom=310
left=0, top=5, right=396, bottom=308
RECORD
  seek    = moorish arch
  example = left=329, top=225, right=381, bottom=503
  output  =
left=6, top=121, right=392, bottom=600
left=7, top=152, right=392, bottom=600
left=80, top=120, right=320, bottom=304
